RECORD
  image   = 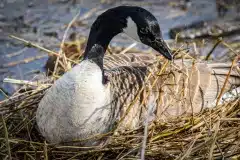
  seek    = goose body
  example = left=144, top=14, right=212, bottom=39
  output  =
left=36, top=6, right=240, bottom=145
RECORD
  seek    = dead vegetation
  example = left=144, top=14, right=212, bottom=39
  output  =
left=0, top=33, right=239, bottom=159
left=0, top=6, right=240, bottom=160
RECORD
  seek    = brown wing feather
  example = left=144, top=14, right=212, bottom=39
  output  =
left=104, top=52, right=158, bottom=69
left=103, top=53, right=240, bottom=129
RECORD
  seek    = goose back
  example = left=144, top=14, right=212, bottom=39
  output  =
left=103, top=53, right=240, bottom=130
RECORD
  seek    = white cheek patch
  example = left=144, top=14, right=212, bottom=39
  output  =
left=123, top=17, right=142, bottom=43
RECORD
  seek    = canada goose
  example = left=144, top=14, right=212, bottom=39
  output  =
left=36, top=6, right=240, bottom=145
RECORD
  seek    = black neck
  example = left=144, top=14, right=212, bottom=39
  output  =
left=83, top=6, right=134, bottom=62
left=83, top=27, right=121, bottom=60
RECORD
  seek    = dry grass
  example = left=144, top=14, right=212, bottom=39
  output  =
left=0, top=84, right=239, bottom=159
left=1, top=6, right=240, bottom=158
left=0, top=34, right=239, bottom=160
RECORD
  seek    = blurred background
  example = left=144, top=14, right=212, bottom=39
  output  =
left=0, top=0, right=239, bottom=100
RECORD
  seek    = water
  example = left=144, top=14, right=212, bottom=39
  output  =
left=0, top=0, right=238, bottom=100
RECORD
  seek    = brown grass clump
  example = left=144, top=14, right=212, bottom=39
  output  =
left=0, top=34, right=239, bottom=160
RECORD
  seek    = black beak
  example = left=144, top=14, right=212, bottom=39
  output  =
left=152, top=39, right=173, bottom=60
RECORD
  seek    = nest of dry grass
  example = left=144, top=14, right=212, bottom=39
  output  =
left=0, top=88, right=240, bottom=160
left=0, top=34, right=240, bottom=160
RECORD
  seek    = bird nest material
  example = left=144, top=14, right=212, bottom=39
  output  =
left=0, top=37, right=240, bottom=160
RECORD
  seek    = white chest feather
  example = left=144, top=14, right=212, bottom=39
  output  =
left=36, top=60, right=111, bottom=144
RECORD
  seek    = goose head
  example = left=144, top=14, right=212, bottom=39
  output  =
left=84, top=6, right=172, bottom=63
left=122, top=7, right=172, bottom=60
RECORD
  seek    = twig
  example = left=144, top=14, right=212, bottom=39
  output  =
left=2, top=55, right=47, bottom=68
left=9, top=35, right=78, bottom=64
left=0, top=138, right=44, bottom=145
left=175, top=45, right=196, bottom=60
left=5, top=47, right=28, bottom=58
left=209, top=120, right=221, bottom=160
left=221, top=41, right=239, bottom=56
left=150, top=120, right=197, bottom=143
left=3, top=78, right=51, bottom=88
left=118, top=147, right=140, bottom=160
left=26, top=153, right=35, bottom=160
left=1, top=115, right=12, bottom=160
left=79, top=7, right=101, bottom=21
left=220, top=118, right=240, bottom=121
left=216, top=57, right=236, bottom=106
left=174, top=32, right=180, bottom=44
left=119, top=42, right=137, bottom=54
left=192, top=42, right=199, bottom=56
left=0, top=87, right=47, bottom=106
left=0, top=88, right=9, bottom=99
left=188, top=60, right=196, bottom=123
left=10, top=35, right=58, bottom=56
left=179, top=127, right=205, bottom=160
left=205, top=38, right=222, bottom=61
left=53, top=10, right=81, bottom=76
